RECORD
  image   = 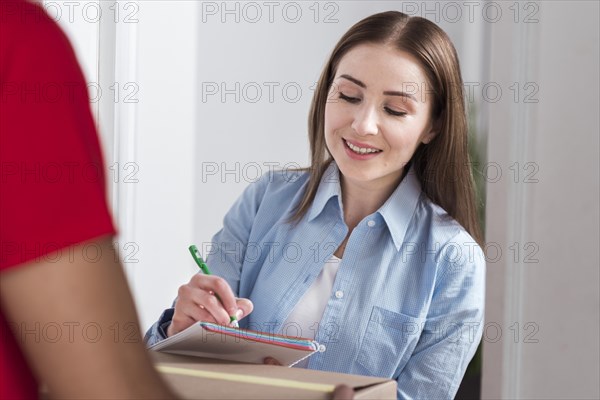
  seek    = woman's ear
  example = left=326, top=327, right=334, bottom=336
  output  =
left=421, top=117, right=441, bottom=144
left=421, top=131, right=437, bottom=144
left=421, top=130, right=437, bottom=144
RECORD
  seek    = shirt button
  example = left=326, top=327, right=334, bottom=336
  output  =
left=335, top=290, right=344, bottom=299
left=367, top=220, right=376, bottom=227
left=318, top=344, right=326, bottom=353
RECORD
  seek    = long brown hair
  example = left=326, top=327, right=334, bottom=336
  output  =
left=290, top=11, right=483, bottom=246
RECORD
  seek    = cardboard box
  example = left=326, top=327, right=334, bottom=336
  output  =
left=152, top=352, right=396, bottom=399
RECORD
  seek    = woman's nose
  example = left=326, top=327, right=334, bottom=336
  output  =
left=351, top=104, right=379, bottom=136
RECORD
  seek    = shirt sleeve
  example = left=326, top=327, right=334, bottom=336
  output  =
left=144, top=173, right=271, bottom=344
left=203, top=172, right=272, bottom=294
left=144, top=307, right=175, bottom=346
left=0, top=1, right=116, bottom=271
left=396, top=233, right=486, bottom=399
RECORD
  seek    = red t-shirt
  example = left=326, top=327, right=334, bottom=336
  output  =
left=0, top=1, right=116, bottom=398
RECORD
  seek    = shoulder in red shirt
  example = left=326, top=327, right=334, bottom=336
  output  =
left=1, top=1, right=116, bottom=398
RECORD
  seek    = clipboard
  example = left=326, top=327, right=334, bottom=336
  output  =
left=149, top=322, right=321, bottom=367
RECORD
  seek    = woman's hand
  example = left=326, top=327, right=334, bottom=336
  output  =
left=167, top=274, right=253, bottom=337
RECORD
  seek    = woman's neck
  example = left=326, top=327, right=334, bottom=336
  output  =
left=340, top=173, right=403, bottom=230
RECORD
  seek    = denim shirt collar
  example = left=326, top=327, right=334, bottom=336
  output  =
left=307, top=161, right=423, bottom=251
left=378, top=167, right=423, bottom=251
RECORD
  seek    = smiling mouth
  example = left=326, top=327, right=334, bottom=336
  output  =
left=344, top=139, right=382, bottom=155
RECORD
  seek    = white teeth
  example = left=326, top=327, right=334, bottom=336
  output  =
left=345, top=140, right=381, bottom=154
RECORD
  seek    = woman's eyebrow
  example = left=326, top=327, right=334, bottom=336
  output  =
left=339, top=74, right=417, bottom=102
left=339, top=74, right=366, bottom=88
left=383, top=90, right=417, bottom=102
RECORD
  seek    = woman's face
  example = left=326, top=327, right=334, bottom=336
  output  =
left=324, top=43, right=437, bottom=193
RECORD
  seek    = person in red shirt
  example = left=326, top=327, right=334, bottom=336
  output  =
left=0, top=1, right=178, bottom=398
left=1, top=2, right=354, bottom=399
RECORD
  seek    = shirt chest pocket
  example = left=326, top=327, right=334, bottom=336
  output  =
left=355, top=306, right=424, bottom=378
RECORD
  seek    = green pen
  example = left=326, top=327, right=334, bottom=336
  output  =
left=188, top=245, right=239, bottom=328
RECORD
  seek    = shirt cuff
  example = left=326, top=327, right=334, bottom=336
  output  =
left=144, top=308, right=174, bottom=346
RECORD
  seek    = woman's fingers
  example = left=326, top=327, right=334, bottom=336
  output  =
left=263, top=357, right=282, bottom=366
left=178, top=281, right=229, bottom=323
left=235, top=298, right=254, bottom=320
left=196, top=289, right=235, bottom=326
left=331, top=385, right=355, bottom=400
left=168, top=289, right=218, bottom=336
left=168, top=274, right=254, bottom=337
left=190, top=274, right=239, bottom=318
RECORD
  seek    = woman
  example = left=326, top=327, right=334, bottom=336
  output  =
left=147, top=11, right=485, bottom=399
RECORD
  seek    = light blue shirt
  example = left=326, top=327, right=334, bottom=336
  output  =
left=145, top=162, right=485, bottom=399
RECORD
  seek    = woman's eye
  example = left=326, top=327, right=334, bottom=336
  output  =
left=339, top=92, right=360, bottom=103
left=385, top=107, right=407, bottom=117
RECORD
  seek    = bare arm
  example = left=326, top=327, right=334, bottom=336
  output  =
left=0, top=235, right=178, bottom=399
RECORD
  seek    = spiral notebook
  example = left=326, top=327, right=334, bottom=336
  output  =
left=149, top=322, right=320, bottom=367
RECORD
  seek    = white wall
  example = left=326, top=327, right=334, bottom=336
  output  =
left=482, top=1, right=600, bottom=398
left=47, top=0, right=201, bottom=328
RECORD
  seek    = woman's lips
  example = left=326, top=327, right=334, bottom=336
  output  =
left=343, top=138, right=382, bottom=160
